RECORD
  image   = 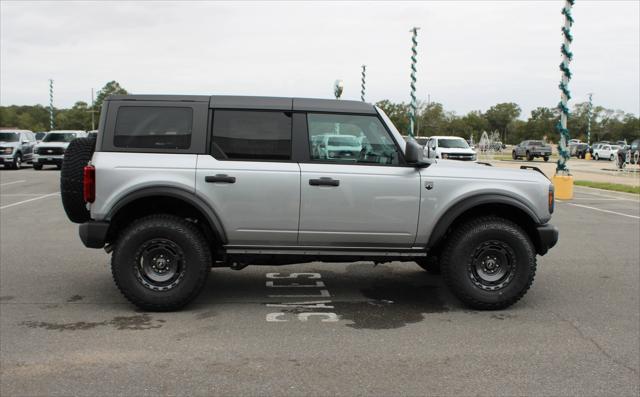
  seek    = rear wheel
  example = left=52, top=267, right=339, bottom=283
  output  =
left=441, top=216, right=536, bottom=310
left=543, top=156, right=549, bottom=162
left=595, top=153, right=600, bottom=160
left=111, top=215, right=211, bottom=311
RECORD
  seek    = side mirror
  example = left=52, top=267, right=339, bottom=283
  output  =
left=405, top=140, right=425, bottom=165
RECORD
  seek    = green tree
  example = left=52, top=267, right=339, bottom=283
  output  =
left=376, top=100, right=409, bottom=135
left=94, top=81, right=128, bottom=110
left=485, top=103, right=521, bottom=144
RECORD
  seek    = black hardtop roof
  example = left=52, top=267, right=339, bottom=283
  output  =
left=106, top=94, right=376, bottom=114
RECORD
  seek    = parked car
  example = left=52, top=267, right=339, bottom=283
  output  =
left=569, top=142, right=590, bottom=159
left=59, top=94, right=557, bottom=312
left=33, top=130, right=87, bottom=170
left=512, top=140, right=552, bottom=161
left=0, top=130, right=37, bottom=169
left=592, top=144, right=620, bottom=161
left=616, top=139, right=640, bottom=169
left=311, top=134, right=362, bottom=161
left=34, top=132, right=47, bottom=142
left=568, top=139, right=582, bottom=145
left=424, top=136, right=477, bottom=161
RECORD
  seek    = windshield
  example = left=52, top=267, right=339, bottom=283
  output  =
left=530, top=141, right=545, bottom=146
left=0, top=132, right=19, bottom=142
left=328, top=136, right=359, bottom=147
left=42, top=133, right=77, bottom=143
left=438, top=138, right=469, bottom=149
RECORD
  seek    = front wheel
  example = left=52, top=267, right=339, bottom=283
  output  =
left=111, top=215, right=211, bottom=311
left=594, top=153, right=599, bottom=161
left=543, top=156, right=549, bottom=162
left=512, top=151, right=517, bottom=160
left=13, top=154, right=22, bottom=169
left=526, top=152, right=534, bottom=161
left=610, top=155, right=614, bottom=161
left=33, top=163, right=43, bottom=170
left=441, top=216, right=537, bottom=310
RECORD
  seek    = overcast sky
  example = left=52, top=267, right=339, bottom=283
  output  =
left=1, top=1, right=639, bottom=118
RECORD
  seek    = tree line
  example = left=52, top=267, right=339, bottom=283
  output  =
left=377, top=100, right=639, bottom=144
left=1, top=80, right=638, bottom=144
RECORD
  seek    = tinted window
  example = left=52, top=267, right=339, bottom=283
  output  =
left=212, top=110, right=291, bottom=161
left=43, top=133, right=77, bottom=142
left=114, top=107, right=192, bottom=149
left=307, top=113, right=399, bottom=165
left=437, top=138, right=469, bottom=149
left=0, top=132, right=19, bottom=142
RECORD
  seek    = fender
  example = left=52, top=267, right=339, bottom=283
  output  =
left=106, top=186, right=228, bottom=244
left=426, top=194, right=541, bottom=249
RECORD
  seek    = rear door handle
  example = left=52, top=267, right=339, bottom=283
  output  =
left=205, top=174, right=236, bottom=184
left=309, top=177, right=340, bottom=187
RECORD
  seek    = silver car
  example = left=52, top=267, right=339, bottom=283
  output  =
left=0, top=130, right=36, bottom=169
left=59, top=95, right=558, bottom=312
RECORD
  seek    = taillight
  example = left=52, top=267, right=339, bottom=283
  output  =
left=83, top=165, right=95, bottom=203
left=548, top=184, right=555, bottom=214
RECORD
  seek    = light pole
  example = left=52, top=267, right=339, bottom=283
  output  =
left=587, top=92, right=593, bottom=146
left=360, top=65, right=366, bottom=102
left=48, top=79, right=54, bottom=130
left=408, top=27, right=420, bottom=137
left=553, top=0, right=575, bottom=200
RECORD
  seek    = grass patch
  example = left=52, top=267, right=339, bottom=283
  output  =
left=574, top=180, right=640, bottom=195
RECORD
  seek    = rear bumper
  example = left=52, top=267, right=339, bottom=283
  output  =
left=79, top=221, right=109, bottom=248
left=535, top=224, right=559, bottom=255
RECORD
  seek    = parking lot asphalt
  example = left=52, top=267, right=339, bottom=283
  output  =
left=1, top=168, right=639, bottom=396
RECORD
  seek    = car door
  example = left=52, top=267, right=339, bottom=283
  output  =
left=196, top=109, right=301, bottom=246
left=298, top=112, right=421, bottom=248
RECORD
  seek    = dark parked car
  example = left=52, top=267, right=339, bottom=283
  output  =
left=616, top=139, right=640, bottom=169
left=570, top=143, right=590, bottom=159
left=512, top=140, right=552, bottom=161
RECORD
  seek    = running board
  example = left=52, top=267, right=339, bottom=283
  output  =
left=224, top=247, right=427, bottom=257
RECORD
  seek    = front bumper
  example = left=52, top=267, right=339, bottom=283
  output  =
left=535, top=224, right=559, bottom=255
left=33, top=154, right=64, bottom=165
left=79, top=221, right=110, bottom=248
left=1, top=155, right=16, bottom=163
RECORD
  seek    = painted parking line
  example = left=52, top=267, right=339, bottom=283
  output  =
left=564, top=202, right=639, bottom=220
left=0, top=192, right=59, bottom=210
left=573, top=187, right=639, bottom=202
left=0, top=180, right=26, bottom=187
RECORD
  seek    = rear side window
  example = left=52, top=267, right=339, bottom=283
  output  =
left=211, top=110, right=291, bottom=161
left=114, top=106, right=193, bottom=149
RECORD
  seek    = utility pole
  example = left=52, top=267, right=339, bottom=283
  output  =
left=49, top=79, right=54, bottom=130
left=408, top=27, right=420, bottom=137
left=87, top=88, right=99, bottom=130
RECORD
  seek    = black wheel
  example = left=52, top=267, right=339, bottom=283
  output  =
left=526, top=152, right=534, bottom=161
left=416, top=256, right=441, bottom=275
left=60, top=137, right=95, bottom=223
left=609, top=155, right=614, bottom=161
left=594, top=153, right=599, bottom=160
left=13, top=154, right=22, bottom=169
left=543, top=156, right=549, bottom=162
left=33, top=163, right=43, bottom=170
left=511, top=151, right=517, bottom=160
left=441, top=216, right=536, bottom=310
left=112, top=215, right=211, bottom=311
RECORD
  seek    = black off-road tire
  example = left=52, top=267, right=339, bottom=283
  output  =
left=441, top=216, right=537, bottom=310
left=111, top=215, right=211, bottom=312
left=60, top=137, right=95, bottom=223
left=416, top=256, right=441, bottom=275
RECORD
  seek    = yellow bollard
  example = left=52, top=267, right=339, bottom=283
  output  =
left=585, top=152, right=592, bottom=160
left=552, top=174, right=574, bottom=200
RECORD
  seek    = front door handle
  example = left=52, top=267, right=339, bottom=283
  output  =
left=309, top=177, right=340, bottom=187
left=205, top=174, right=236, bottom=184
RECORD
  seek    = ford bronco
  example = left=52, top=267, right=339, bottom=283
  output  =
left=60, top=95, right=558, bottom=311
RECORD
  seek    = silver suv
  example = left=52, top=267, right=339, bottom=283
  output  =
left=60, top=95, right=558, bottom=312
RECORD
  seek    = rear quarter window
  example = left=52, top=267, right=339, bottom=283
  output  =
left=114, top=106, right=193, bottom=149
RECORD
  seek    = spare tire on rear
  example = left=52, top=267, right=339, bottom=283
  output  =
left=61, top=137, right=96, bottom=223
